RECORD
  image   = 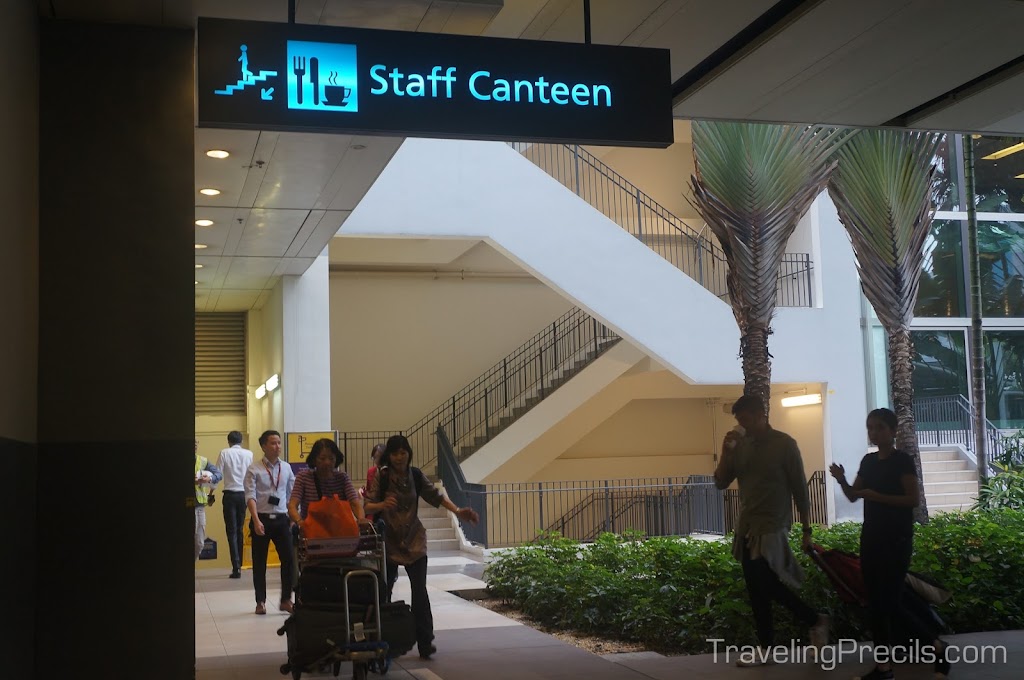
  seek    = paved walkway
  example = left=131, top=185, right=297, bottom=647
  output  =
left=196, top=551, right=1022, bottom=679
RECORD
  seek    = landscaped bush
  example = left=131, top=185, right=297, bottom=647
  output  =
left=484, top=510, right=1024, bottom=653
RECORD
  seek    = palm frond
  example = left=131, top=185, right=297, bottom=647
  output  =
left=689, top=121, right=847, bottom=328
left=827, top=129, right=946, bottom=332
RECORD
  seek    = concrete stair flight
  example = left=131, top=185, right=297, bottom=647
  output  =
left=419, top=495, right=460, bottom=552
left=921, top=447, right=978, bottom=513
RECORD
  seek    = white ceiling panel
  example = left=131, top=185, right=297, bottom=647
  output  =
left=284, top=210, right=329, bottom=258
left=912, top=69, right=1024, bottom=132
left=223, top=256, right=281, bottom=288
left=234, top=208, right=310, bottom=256
left=321, top=137, right=404, bottom=211
left=214, top=291, right=264, bottom=311
left=274, top=257, right=318, bottom=276
left=538, top=0, right=671, bottom=45
left=252, top=133, right=355, bottom=209
left=634, top=0, right=776, bottom=80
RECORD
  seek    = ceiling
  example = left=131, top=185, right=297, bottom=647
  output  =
left=41, top=0, right=1024, bottom=310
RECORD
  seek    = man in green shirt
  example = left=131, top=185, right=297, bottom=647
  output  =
left=714, top=395, right=829, bottom=663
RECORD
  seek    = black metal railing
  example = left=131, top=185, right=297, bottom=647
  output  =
left=914, top=394, right=1008, bottom=471
left=340, top=306, right=620, bottom=481
left=513, top=142, right=814, bottom=307
left=449, top=470, right=827, bottom=549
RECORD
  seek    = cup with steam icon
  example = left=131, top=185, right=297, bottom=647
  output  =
left=321, top=68, right=352, bottom=107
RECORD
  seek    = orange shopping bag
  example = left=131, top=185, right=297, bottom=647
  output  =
left=302, top=494, right=359, bottom=539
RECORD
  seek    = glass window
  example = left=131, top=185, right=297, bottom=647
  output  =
left=985, top=330, right=1024, bottom=430
left=978, top=220, right=1024, bottom=318
left=934, top=134, right=959, bottom=211
left=911, top=330, right=968, bottom=400
left=916, top=220, right=966, bottom=317
left=868, top=325, right=890, bottom=410
left=972, top=136, right=1024, bottom=214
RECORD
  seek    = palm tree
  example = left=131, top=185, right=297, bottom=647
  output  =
left=827, top=129, right=947, bottom=523
left=689, top=122, right=842, bottom=416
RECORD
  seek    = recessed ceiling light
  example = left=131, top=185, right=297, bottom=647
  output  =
left=195, top=280, right=199, bottom=285
left=195, top=264, right=203, bottom=269
left=195, top=219, right=214, bottom=227
left=206, top=149, right=230, bottom=159
left=199, top=188, right=221, bottom=196
left=194, top=244, right=208, bottom=249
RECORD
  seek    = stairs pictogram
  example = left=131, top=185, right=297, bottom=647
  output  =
left=214, top=70, right=279, bottom=96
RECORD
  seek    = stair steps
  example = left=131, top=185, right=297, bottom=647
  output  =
left=920, top=448, right=978, bottom=514
left=418, top=494, right=460, bottom=552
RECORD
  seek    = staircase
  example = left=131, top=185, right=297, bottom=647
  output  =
left=420, top=496, right=461, bottom=552
left=922, top=447, right=979, bottom=513
left=514, top=142, right=815, bottom=308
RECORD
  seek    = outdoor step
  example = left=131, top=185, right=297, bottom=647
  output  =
left=925, top=492, right=978, bottom=508
left=922, top=469, right=977, bottom=483
left=921, top=460, right=969, bottom=472
left=420, top=517, right=452, bottom=530
left=931, top=503, right=975, bottom=514
left=924, top=480, right=979, bottom=494
left=459, top=446, right=475, bottom=459
left=427, top=538, right=461, bottom=551
left=427, top=527, right=457, bottom=541
left=920, top=450, right=961, bottom=462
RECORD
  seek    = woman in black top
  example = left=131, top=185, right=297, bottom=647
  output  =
left=830, top=408, right=949, bottom=680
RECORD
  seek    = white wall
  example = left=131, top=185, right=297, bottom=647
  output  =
left=283, top=251, right=332, bottom=431
left=328, top=272, right=571, bottom=430
left=0, top=1, right=38, bottom=442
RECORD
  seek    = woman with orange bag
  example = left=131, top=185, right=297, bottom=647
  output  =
left=288, top=438, right=369, bottom=535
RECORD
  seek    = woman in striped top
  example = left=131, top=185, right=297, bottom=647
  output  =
left=288, top=438, right=367, bottom=529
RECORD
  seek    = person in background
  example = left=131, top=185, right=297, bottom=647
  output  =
left=288, top=438, right=368, bottom=530
left=217, top=430, right=253, bottom=579
left=364, top=434, right=479, bottom=660
left=245, top=429, right=296, bottom=616
left=361, top=443, right=385, bottom=498
left=831, top=408, right=949, bottom=680
left=194, top=438, right=223, bottom=562
left=714, top=395, right=829, bottom=665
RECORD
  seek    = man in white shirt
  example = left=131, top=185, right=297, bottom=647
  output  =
left=217, top=430, right=254, bottom=579
left=244, top=429, right=296, bottom=615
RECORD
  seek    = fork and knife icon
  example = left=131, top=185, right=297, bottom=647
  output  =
left=292, top=55, right=323, bottom=105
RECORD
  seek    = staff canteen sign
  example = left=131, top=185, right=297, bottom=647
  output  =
left=197, top=18, right=673, bottom=147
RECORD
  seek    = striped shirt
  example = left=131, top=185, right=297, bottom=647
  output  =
left=292, top=469, right=358, bottom=519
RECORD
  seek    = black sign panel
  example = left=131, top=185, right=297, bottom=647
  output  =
left=197, top=18, right=673, bottom=147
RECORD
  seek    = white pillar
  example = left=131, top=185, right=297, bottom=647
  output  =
left=281, top=250, right=333, bottom=432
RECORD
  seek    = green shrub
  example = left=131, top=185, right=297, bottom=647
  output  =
left=483, top=510, right=1024, bottom=653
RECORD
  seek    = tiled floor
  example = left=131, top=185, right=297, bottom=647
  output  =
left=196, top=551, right=1023, bottom=679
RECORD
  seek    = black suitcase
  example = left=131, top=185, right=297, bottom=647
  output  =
left=277, top=600, right=417, bottom=668
left=295, top=564, right=379, bottom=606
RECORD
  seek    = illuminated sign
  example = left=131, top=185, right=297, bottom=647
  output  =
left=198, top=18, right=672, bottom=147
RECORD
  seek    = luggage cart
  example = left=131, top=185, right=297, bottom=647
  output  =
left=278, top=524, right=392, bottom=680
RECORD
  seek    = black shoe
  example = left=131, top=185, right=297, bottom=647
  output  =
left=418, top=644, right=436, bottom=659
left=854, top=666, right=894, bottom=680
left=229, top=570, right=241, bottom=579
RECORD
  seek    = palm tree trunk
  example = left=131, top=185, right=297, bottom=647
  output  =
left=741, top=325, right=772, bottom=418
left=889, top=326, right=930, bottom=523
left=963, top=139, right=989, bottom=482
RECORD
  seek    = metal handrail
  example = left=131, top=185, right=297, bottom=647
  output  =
left=341, top=307, right=620, bottom=480
left=513, top=142, right=815, bottom=307
left=914, top=394, right=1011, bottom=471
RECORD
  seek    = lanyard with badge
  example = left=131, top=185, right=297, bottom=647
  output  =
left=264, top=459, right=282, bottom=507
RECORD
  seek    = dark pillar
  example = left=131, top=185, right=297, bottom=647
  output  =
left=38, top=20, right=195, bottom=679
left=0, top=2, right=39, bottom=678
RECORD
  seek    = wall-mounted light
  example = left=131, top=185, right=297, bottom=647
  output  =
left=265, top=374, right=280, bottom=392
left=781, top=393, right=822, bottom=408
left=255, top=384, right=267, bottom=400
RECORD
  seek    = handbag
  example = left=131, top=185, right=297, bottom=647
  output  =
left=302, top=475, right=359, bottom=539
